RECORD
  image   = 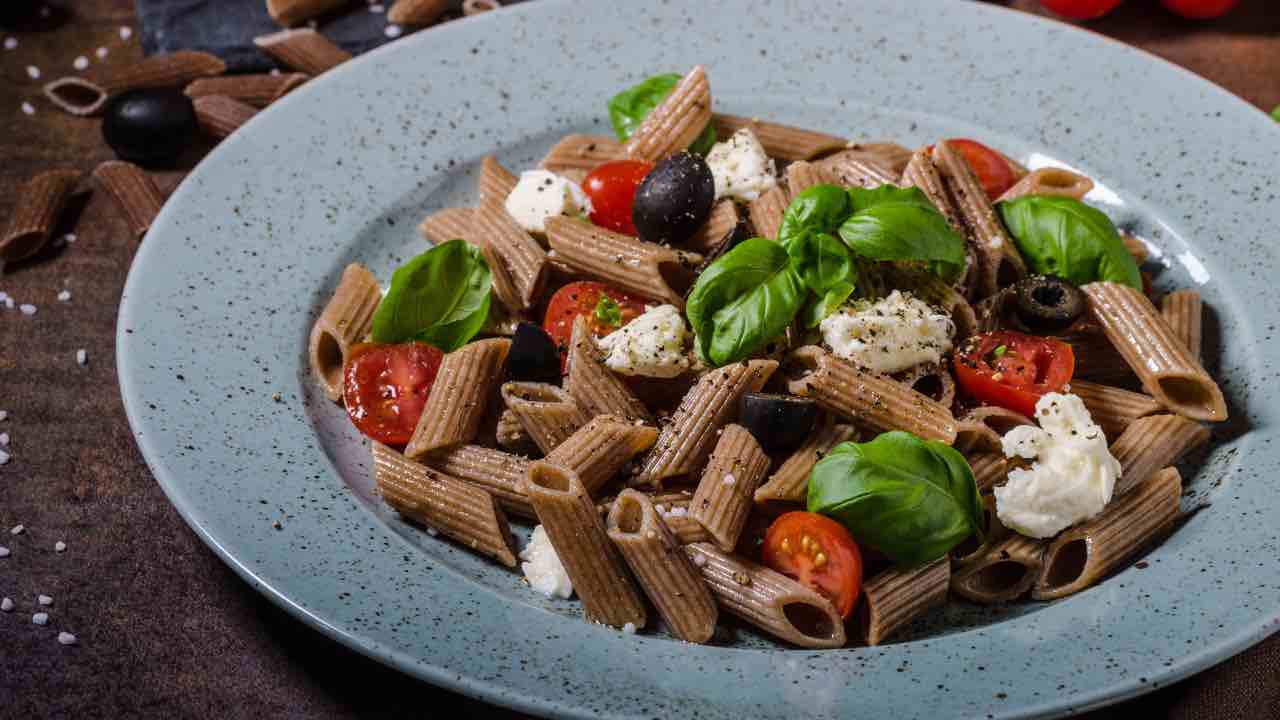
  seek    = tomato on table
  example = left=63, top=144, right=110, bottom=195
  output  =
left=543, top=280, right=648, bottom=362
left=953, top=330, right=1075, bottom=417
left=1160, top=0, right=1237, bottom=18
left=342, top=341, right=443, bottom=445
left=945, top=138, right=1018, bottom=200
left=763, top=512, right=863, bottom=619
left=582, top=160, right=653, bottom=235
left=1038, top=0, right=1123, bottom=20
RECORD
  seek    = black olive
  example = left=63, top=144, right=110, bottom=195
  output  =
left=1011, top=275, right=1085, bottom=332
left=631, top=152, right=715, bottom=246
left=506, top=322, right=561, bottom=385
left=102, top=89, right=199, bottom=167
left=738, top=392, right=818, bottom=455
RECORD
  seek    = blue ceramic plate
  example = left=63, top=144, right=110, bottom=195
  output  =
left=117, top=1, right=1280, bottom=717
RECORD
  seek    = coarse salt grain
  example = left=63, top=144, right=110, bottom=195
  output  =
left=95, top=47, right=108, bottom=59
left=3, top=297, right=14, bottom=309
left=58, top=632, right=77, bottom=645
left=76, top=349, right=87, bottom=366
left=21, top=102, right=34, bottom=116
left=32, top=612, right=48, bottom=625
left=0, top=547, right=9, bottom=558
left=0, top=410, right=7, bottom=421
left=426, top=526, right=439, bottom=536
left=0, top=449, right=8, bottom=465
left=38, top=595, right=52, bottom=606
left=0, top=433, right=8, bottom=445
left=3, top=37, right=16, bottom=50
left=64, top=233, right=77, bottom=244
left=10, top=525, right=24, bottom=535
left=369, top=3, right=384, bottom=12
left=0, top=598, right=12, bottom=611
left=58, top=290, right=71, bottom=302
left=26, top=65, right=40, bottom=80
left=19, top=304, right=36, bottom=315
left=119, top=26, right=132, bottom=40
left=55, top=541, right=66, bottom=553
left=384, top=24, right=403, bottom=38
left=73, top=56, right=89, bottom=71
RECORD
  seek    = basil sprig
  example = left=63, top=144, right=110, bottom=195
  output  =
left=370, top=239, right=492, bottom=352
left=839, top=185, right=967, bottom=281
left=807, top=431, right=985, bottom=567
left=997, top=195, right=1142, bottom=290
left=607, top=73, right=716, bottom=155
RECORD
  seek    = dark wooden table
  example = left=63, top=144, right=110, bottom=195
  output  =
left=1, top=1, right=1278, bottom=718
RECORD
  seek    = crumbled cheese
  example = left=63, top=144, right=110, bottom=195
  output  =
left=519, top=525, right=573, bottom=600
left=32, top=612, right=49, bottom=625
left=38, top=595, right=52, bottom=606
left=819, top=290, right=954, bottom=374
left=58, top=632, right=77, bottom=645
left=705, top=128, right=777, bottom=202
left=0, top=597, right=12, bottom=611
left=597, top=304, right=691, bottom=378
left=503, top=170, right=592, bottom=233
left=994, top=393, right=1121, bottom=538
left=63, top=233, right=77, bottom=243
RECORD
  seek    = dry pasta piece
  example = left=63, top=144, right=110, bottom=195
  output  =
left=933, top=140, right=1028, bottom=297
left=495, top=407, right=536, bottom=453
left=662, top=512, right=713, bottom=545
left=0, top=169, right=80, bottom=266
left=625, top=66, right=711, bottom=162
left=544, top=415, right=658, bottom=497
left=785, top=160, right=839, bottom=195
left=1109, top=413, right=1209, bottom=497
left=524, top=462, right=647, bottom=628
left=685, top=542, right=846, bottom=648
left=859, top=556, right=949, bottom=646
left=846, top=141, right=914, bottom=175
left=1070, top=379, right=1162, bottom=441
left=473, top=200, right=550, bottom=310
left=185, top=73, right=309, bottom=107
left=685, top=199, right=741, bottom=256
left=406, top=338, right=510, bottom=458
left=607, top=491, right=719, bottom=643
left=44, top=51, right=225, bottom=116
left=266, top=0, right=350, bottom=26
left=951, top=496, right=1007, bottom=568
left=307, top=263, right=381, bottom=401
left=996, top=167, right=1094, bottom=203
left=1058, top=328, right=1134, bottom=385
left=254, top=29, right=352, bottom=76
left=387, top=0, right=449, bottom=25
left=564, top=315, right=652, bottom=424
left=900, top=147, right=977, bottom=297
left=689, top=425, right=771, bottom=552
left=709, top=114, right=846, bottom=161
left=634, top=360, right=778, bottom=488
left=544, top=216, right=701, bottom=307
left=1083, top=281, right=1226, bottom=422
left=540, top=134, right=626, bottom=174
left=417, top=207, right=476, bottom=246
left=598, top=489, right=694, bottom=518
left=427, top=444, right=534, bottom=519
left=818, top=149, right=899, bottom=189
left=93, top=161, right=165, bottom=239
left=895, top=362, right=957, bottom=408
left=372, top=442, right=517, bottom=567
left=960, top=405, right=1032, bottom=435
left=193, top=95, right=258, bottom=139
left=950, top=534, right=1045, bottom=604
left=1033, top=467, right=1181, bottom=600
left=785, top=346, right=958, bottom=444
left=500, top=382, right=590, bottom=455
left=478, top=155, right=518, bottom=204
left=953, top=420, right=1001, bottom=455
left=478, top=240, right=524, bottom=315
left=755, top=416, right=857, bottom=506
left=1159, top=289, right=1203, bottom=362
left=747, top=185, right=789, bottom=241
left=967, top=452, right=1009, bottom=493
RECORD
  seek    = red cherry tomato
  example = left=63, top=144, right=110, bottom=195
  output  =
left=763, top=512, right=863, bottom=619
left=542, top=281, right=649, bottom=369
left=1039, top=0, right=1123, bottom=20
left=946, top=139, right=1018, bottom=200
left=342, top=342, right=443, bottom=445
left=583, top=160, right=653, bottom=235
left=1160, top=0, right=1237, bottom=19
left=953, top=331, right=1075, bottom=417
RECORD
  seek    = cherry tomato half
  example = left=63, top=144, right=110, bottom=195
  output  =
left=1160, top=0, right=1237, bottom=19
left=543, top=281, right=648, bottom=369
left=946, top=138, right=1017, bottom=200
left=583, top=160, right=653, bottom=235
left=953, top=331, right=1074, bottom=417
left=763, top=512, right=863, bottom=619
left=1039, top=0, right=1123, bottom=20
left=342, top=342, right=443, bottom=445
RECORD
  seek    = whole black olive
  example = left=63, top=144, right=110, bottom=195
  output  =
left=1011, top=275, right=1085, bottom=332
left=506, top=322, right=561, bottom=384
left=738, top=392, right=818, bottom=455
left=631, top=151, right=715, bottom=246
left=102, top=89, right=199, bottom=167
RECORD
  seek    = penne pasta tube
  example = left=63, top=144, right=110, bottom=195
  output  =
left=372, top=442, right=517, bottom=567
left=266, top=0, right=351, bottom=26
left=709, top=114, right=846, bottom=161
left=950, top=495, right=1007, bottom=568
left=524, top=462, right=648, bottom=628
left=545, top=415, right=659, bottom=497
left=685, top=543, right=846, bottom=648
left=950, top=534, right=1045, bottom=604
left=1083, top=281, right=1227, bottom=422
left=747, top=185, right=788, bottom=242
left=685, top=199, right=741, bottom=256
left=406, top=338, right=511, bottom=458
left=540, top=134, right=627, bottom=174
left=995, top=167, right=1094, bottom=203
left=544, top=217, right=701, bottom=307
left=844, top=141, right=914, bottom=175
left=1070, top=379, right=1162, bottom=441
left=1, top=168, right=80, bottom=266
left=472, top=200, right=550, bottom=310
left=900, top=147, right=964, bottom=232
left=1033, top=467, right=1181, bottom=600
left=501, top=382, right=590, bottom=455
left=564, top=315, right=652, bottom=423
left=1159, top=289, right=1203, bottom=362
left=817, top=149, right=898, bottom=189
left=44, top=51, right=226, bottom=116
left=478, top=155, right=518, bottom=204
left=663, top=512, right=714, bottom=545
left=754, top=416, right=857, bottom=506
left=254, top=28, right=352, bottom=76
left=307, top=262, right=381, bottom=401
left=953, top=420, right=1002, bottom=455
left=859, top=556, right=949, bottom=646
left=634, top=360, right=778, bottom=487
left=185, top=73, right=309, bottom=107
left=933, top=140, right=1027, bottom=297
left=895, top=363, right=956, bottom=408
left=689, top=425, right=771, bottom=552
left=495, top=407, right=536, bottom=453
left=427, top=444, right=534, bottom=519
left=480, top=240, right=524, bottom=315
left=967, top=452, right=1009, bottom=493
left=1058, top=329, right=1135, bottom=385
left=387, top=0, right=449, bottom=25
left=785, top=160, right=839, bottom=195
left=961, top=405, right=1033, bottom=435
left=607, top=491, right=719, bottom=643
left=93, top=161, right=166, bottom=239
left=1109, top=413, right=1209, bottom=497
left=599, top=489, right=694, bottom=518
left=417, top=207, right=476, bottom=246
left=192, top=95, right=258, bottom=139
left=625, top=66, right=712, bottom=162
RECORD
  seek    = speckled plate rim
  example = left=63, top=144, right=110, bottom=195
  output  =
left=117, top=2, right=1280, bottom=718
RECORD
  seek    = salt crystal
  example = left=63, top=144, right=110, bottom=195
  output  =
left=0, top=432, right=9, bottom=445
left=3, top=37, right=16, bottom=50
left=19, top=304, right=36, bottom=315
left=426, top=526, right=439, bottom=536
left=0, top=598, right=12, bottom=611
left=692, top=553, right=707, bottom=567
left=55, top=541, right=66, bottom=553
left=10, top=525, right=24, bottom=535
left=369, top=3, right=385, bottom=12
left=3, top=297, right=13, bottom=309
left=269, top=68, right=281, bottom=76
left=95, top=47, right=108, bottom=59
left=0, top=449, right=9, bottom=465
left=26, top=65, right=40, bottom=80
left=384, top=24, right=403, bottom=38
left=37, top=595, right=52, bottom=606
left=0, top=410, right=7, bottom=421
left=63, top=233, right=77, bottom=244
left=119, top=26, right=132, bottom=40
left=76, top=349, right=87, bottom=366
left=73, top=56, right=89, bottom=71
left=0, top=547, right=9, bottom=558
left=32, top=612, right=48, bottom=625
left=58, top=290, right=71, bottom=302
left=21, top=102, right=34, bottom=116
left=58, top=632, right=77, bottom=645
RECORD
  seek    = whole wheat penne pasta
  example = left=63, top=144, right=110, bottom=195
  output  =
left=996, top=167, right=1094, bottom=203
left=540, top=134, right=627, bottom=174
left=817, top=149, right=898, bottom=189
left=1033, top=467, right=1181, bottom=600
left=44, top=51, right=226, bottom=116
left=900, top=148, right=964, bottom=232
left=599, top=489, right=694, bottom=518
left=473, top=200, right=550, bottom=310
left=1083, top=281, right=1226, bottom=422
left=685, top=542, right=846, bottom=648
left=1070, top=379, right=1162, bottom=441
left=950, top=534, right=1045, bottom=604
left=266, top=0, right=350, bottom=26
left=859, top=556, right=949, bottom=646
left=406, top=338, right=511, bottom=458
left=387, top=0, right=449, bottom=25
left=1110, top=413, right=1209, bottom=496
left=685, top=199, right=741, bottom=256
left=662, top=511, right=713, bottom=545
left=495, top=407, right=536, bottom=453
left=418, top=207, right=477, bottom=246
left=747, top=185, right=789, bottom=241
left=785, top=160, right=839, bottom=195
left=634, top=360, right=778, bottom=487
left=967, top=452, right=1009, bottom=493
left=961, top=405, right=1033, bottom=435
left=689, top=425, right=770, bottom=552
left=709, top=114, right=846, bottom=161
left=785, top=346, right=958, bottom=444
left=254, top=28, right=352, bottom=76
left=564, top=315, right=652, bottom=423
left=933, top=140, right=1027, bottom=297
left=1058, top=329, right=1135, bottom=385
left=1121, top=232, right=1150, bottom=265
left=625, top=66, right=712, bottom=162
left=427, top=444, right=534, bottom=518
left=93, top=161, right=165, bottom=239
left=478, top=156, right=518, bottom=204
left=372, top=443, right=517, bottom=567
left=1, top=168, right=80, bottom=266
left=524, top=462, right=647, bottom=628
left=607, top=491, right=718, bottom=643
left=307, top=263, right=381, bottom=401
left=953, top=421, right=1002, bottom=455
left=544, top=217, right=701, bottom=307
left=185, top=73, right=309, bottom=107
left=755, top=416, right=857, bottom=506
left=847, top=141, right=914, bottom=175
left=1159, top=289, right=1202, bottom=362
left=479, top=240, right=523, bottom=314
left=951, top=496, right=1007, bottom=568
left=544, top=415, right=658, bottom=496
left=193, top=95, right=258, bottom=139
left=501, top=382, right=590, bottom=455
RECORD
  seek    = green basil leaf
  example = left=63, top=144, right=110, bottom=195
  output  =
left=778, top=184, right=852, bottom=247
left=607, top=73, right=716, bottom=155
left=787, top=231, right=854, bottom=294
left=837, top=186, right=967, bottom=282
left=595, top=294, right=623, bottom=327
left=997, top=195, right=1142, bottom=290
left=1271, top=105, right=1280, bottom=123
left=807, top=431, right=985, bottom=567
left=370, top=239, right=492, bottom=352
left=686, top=237, right=805, bottom=367
left=800, top=279, right=855, bottom=329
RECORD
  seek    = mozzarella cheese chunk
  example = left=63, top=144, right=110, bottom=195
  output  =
left=818, top=290, right=955, bottom=375
left=598, top=304, right=691, bottom=378
left=705, top=128, right=777, bottom=202
left=503, top=170, right=592, bottom=234
left=994, top=393, right=1122, bottom=539
left=519, top=525, right=573, bottom=599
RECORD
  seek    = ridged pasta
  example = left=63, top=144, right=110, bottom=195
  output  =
left=1159, top=289, right=1203, bottom=362
left=1070, top=379, right=1162, bottom=441
left=754, top=416, right=857, bottom=506
left=950, top=495, right=1007, bottom=567
left=747, top=186, right=788, bottom=241
left=950, top=534, right=1045, bottom=604
left=1110, top=413, right=1209, bottom=496
left=859, top=557, right=949, bottom=646
left=253, top=28, right=352, bottom=76
left=472, top=200, right=550, bottom=310
left=564, top=315, right=653, bottom=423
left=495, top=408, right=536, bottom=453
left=540, top=134, right=626, bottom=174
left=544, top=415, right=658, bottom=496
left=933, top=140, right=1027, bottom=297
left=417, top=207, right=475, bottom=246
left=818, top=149, right=898, bottom=188
left=406, top=338, right=511, bottom=458
left=44, top=51, right=225, bottom=116
left=266, top=0, right=348, bottom=26
left=689, top=425, right=771, bottom=552
left=995, top=167, right=1094, bottom=203
left=1059, top=328, right=1135, bottom=385
left=625, top=66, right=712, bottom=162
left=500, top=382, right=590, bottom=455
left=785, top=160, right=840, bottom=195
left=686, top=199, right=741, bottom=256
left=93, top=161, right=166, bottom=239
left=709, top=114, right=846, bottom=161
left=544, top=217, right=701, bottom=307
left=192, top=95, right=257, bottom=139
left=185, top=72, right=309, bottom=108
left=387, top=0, right=450, bottom=25
left=308, top=263, right=381, bottom=401
left=0, top=168, right=80, bottom=265
left=427, top=444, right=534, bottom=519
left=478, top=155, right=518, bottom=204
left=967, top=452, right=1009, bottom=493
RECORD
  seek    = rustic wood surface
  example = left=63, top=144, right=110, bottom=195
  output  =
left=1, top=1, right=1277, bottom=718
